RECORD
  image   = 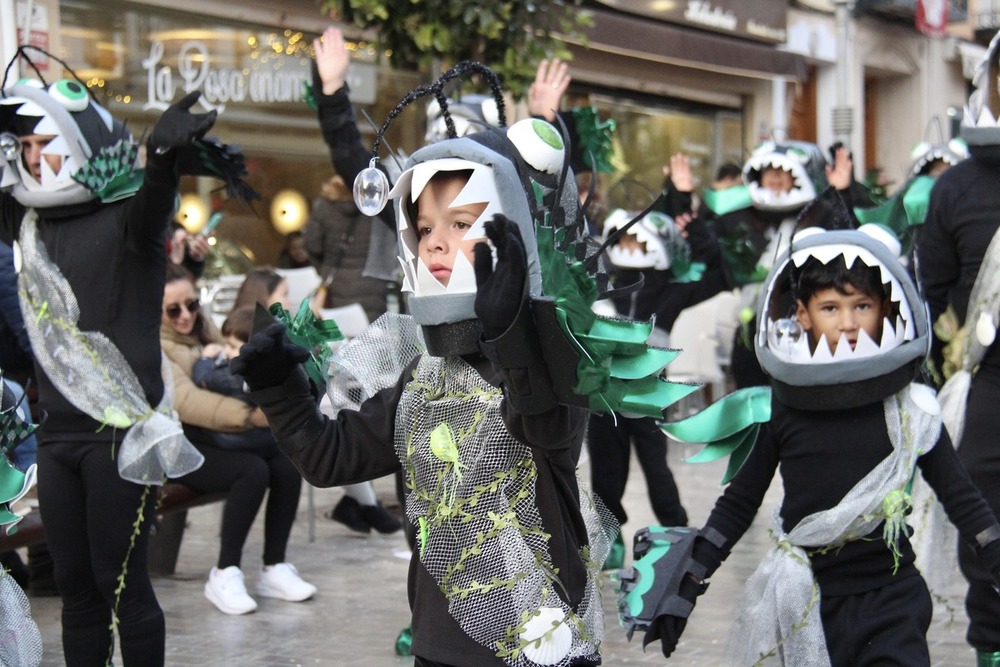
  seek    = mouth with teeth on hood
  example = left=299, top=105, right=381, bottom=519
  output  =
left=760, top=243, right=916, bottom=365
left=601, top=209, right=672, bottom=271
left=745, top=152, right=816, bottom=212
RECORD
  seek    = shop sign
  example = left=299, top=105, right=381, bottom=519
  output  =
left=15, top=0, right=52, bottom=71
left=595, top=0, right=787, bottom=44
left=141, top=40, right=310, bottom=113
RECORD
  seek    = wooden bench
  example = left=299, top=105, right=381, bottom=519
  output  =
left=0, top=483, right=227, bottom=577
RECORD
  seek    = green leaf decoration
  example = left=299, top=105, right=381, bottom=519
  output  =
left=430, top=422, right=460, bottom=467
left=535, top=217, right=698, bottom=418
left=853, top=175, right=934, bottom=255
left=269, top=299, right=343, bottom=391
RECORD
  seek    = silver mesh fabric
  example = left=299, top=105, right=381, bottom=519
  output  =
left=0, top=571, right=42, bottom=667
left=16, top=210, right=203, bottom=483
left=327, top=313, right=424, bottom=406
left=397, top=355, right=604, bottom=665
left=726, top=384, right=938, bottom=666
left=328, top=313, right=609, bottom=664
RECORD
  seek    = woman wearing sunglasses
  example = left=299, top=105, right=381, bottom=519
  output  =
left=160, top=264, right=315, bottom=615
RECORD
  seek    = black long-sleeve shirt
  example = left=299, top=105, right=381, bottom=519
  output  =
left=702, top=395, right=1000, bottom=597
left=916, top=157, right=1000, bottom=376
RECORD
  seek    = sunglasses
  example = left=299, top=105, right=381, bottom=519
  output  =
left=165, top=298, right=200, bottom=320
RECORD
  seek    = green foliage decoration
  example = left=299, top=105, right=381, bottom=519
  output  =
left=323, top=0, right=592, bottom=99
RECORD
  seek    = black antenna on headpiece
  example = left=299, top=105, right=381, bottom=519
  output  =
left=367, top=61, right=507, bottom=160
left=2, top=45, right=95, bottom=103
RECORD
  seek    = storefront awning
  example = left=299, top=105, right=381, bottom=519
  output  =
left=569, top=7, right=808, bottom=82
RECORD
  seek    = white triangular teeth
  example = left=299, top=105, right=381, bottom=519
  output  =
left=415, top=260, right=446, bottom=295
left=880, top=316, right=895, bottom=349
left=966, top=105, right=978, bottom=126
left=833, top=333, right=853, bottom=360
left=399, top=257, right=415, bottom=294
left=903, top=314, right=915, bottom=341
left=813, top=334, right=834, bottom=363
left=853, top=328, right=881, bottom=359
left=978, top=106, right=997, bottom=127
left=0, top=164, right=18, bottom=188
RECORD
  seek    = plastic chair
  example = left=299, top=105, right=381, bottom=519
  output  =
left=276, top=266, right=322, bottom=310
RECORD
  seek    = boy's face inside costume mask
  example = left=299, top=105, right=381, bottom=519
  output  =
left=414, top=171, right=488, bottom=288
left=743, top=140, right=828, bottom=213
left=600, top=208, right=674, bottom=271
left=755, top=225, right=928, bottom=410
left=795, top=270, right=890, bottom=355
left=387, top=119, right=561, bottom=331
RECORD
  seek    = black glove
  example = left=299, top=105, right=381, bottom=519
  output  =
left=644, top=574, right=707, bottom=658
left=474, top=215, right=528, bottom=340
left=149, top=91, right=217, bottom=152
left=230, top=322, right=310, bottom=391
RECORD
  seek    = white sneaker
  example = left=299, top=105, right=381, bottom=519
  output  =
left=204, top=566, right=257, bottom=615
left=256, top=563, right=317, bottom=602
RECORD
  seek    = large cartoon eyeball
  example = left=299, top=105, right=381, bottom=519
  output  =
left=506, top=118, right=564, bottom=174
left=48, top=80, right=89, bottom=112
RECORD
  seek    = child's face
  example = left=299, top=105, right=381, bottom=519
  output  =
left=796, top=284, right=889, bottom=353
left=761, top=167, right=794, bottom=195
left=224, top=335, right=244, bottom=360
left=416, top=174, right=487, bottom=287
left=269, top=279, right=290, bottom=311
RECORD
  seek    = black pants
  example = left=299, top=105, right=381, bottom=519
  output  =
left=958, top=368, right=1000, bottom=651
left=820, top=575, right=933, bottom=667
left=38, top=440, right=164, bottom=667
left=174, top=442, right=302, bottom=568
left=587, top=413, right=687, bottom=527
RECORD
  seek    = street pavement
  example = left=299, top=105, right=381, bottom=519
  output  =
left=25, top=423, right=976, bottom=666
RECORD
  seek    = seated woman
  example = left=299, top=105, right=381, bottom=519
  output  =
left=160, top=264, right=316, bottom=615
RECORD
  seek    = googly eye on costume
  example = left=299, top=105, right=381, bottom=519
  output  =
left=48, top=80, right=90, bottom=112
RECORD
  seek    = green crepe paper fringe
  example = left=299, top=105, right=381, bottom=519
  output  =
left=269, top=299, right=343, bottom=391
left=571, top=106, right=616, bottom=174
left=535, top=223, right=698, bottom=418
